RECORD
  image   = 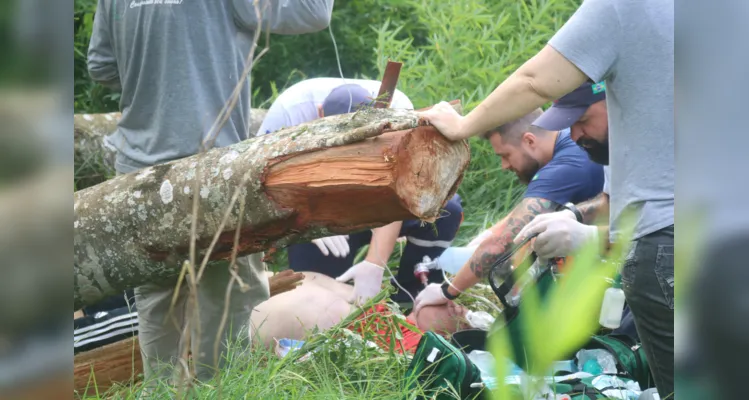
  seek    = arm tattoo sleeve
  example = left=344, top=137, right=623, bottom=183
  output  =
left=468, top=197, right=558, bottom=279
left=577, top=192, right=610, bottom=224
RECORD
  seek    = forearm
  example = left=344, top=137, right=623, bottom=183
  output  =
left=597, top=225, right=611, bottom=252
left=448, top=198, right=556, bottom=295
left=365, top=221, right=402, bottom=265
left=447, top=261, right=482, bottom=297
left=87, top=2, right=120, bottom=90
left=577, top=192, right=610, bottom=225
left=459, top=46, right=589, bottom=139
left=460, top=75, right=554, bottom=140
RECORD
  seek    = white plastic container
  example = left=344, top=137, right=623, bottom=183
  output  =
left=599, top=275, right=626, bottom=329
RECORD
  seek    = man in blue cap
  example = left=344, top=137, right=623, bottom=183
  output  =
left=257, top=78, right=464, bottom=306
left=534, top=82, right=641, bottom=342
left=516, top=80, right=673, bottom=397
left=534, top=82, right=609, bottom=165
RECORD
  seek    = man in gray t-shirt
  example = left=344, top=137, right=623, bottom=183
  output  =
left=87, top=0, right=334, bottom=383
left=417, top=0, right=674, bottom=396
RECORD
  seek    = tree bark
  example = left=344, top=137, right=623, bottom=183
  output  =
left=74, top=105, right=469, bottom=310
left=73, top=109, right=269, bottom=189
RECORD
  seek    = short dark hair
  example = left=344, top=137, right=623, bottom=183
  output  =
left=481, top=108, right=545, bottom=142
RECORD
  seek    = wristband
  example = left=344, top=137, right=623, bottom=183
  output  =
left=441, top=281, right=460, bottom=300
left=559, top=202, right=583, bottom=223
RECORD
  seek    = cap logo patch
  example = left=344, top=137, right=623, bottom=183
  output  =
left=592, top=82, right=606, bottom=94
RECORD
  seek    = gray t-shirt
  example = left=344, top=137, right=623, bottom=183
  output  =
left=87, top=0, right=333, bottom=174
left=256, top=78, right=414, bottom=136
left=549, top=0, right=674, bottom=241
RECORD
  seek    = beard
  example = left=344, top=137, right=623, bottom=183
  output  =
left=516, top=153, right=541, bottom=184
left=577, top=138, right=609, bottom=165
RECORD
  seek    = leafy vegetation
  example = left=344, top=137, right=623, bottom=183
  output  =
left=73, top=1, right=643, bottom=399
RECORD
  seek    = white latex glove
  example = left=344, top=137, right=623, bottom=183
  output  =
left=468, top=229, right=493, bottom=248
left=514, top=210, right=598, bottom=259
left=417, top=101, right=466, bottom=141
left=413, top=283, right=449, bottom=316
left=335, top=260, right=385, bottom=305
left=312, top=235, right=350, bottom=258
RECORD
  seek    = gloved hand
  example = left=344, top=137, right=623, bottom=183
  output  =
left=514, top=210, right=598, bottom=259
left=413, top=283, right=450, bottom=316
left=312, top=235, right=350, bottom=258
left=335, top=260, right=385, bottom=305
left=468, top=229, right=494, bottom=248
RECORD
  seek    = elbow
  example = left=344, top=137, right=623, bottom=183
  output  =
left=520, top=73, right=557, bottom=104
left=304, top=0, right=334, bottom=32
left=310, top=10, right=333, bottom=32
left=287, top=13, right=332, bottom=34
left=286, top=1, right=333, bottom=34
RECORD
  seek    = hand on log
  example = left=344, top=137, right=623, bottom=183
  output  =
left=74, top=104, right=470, bottom=309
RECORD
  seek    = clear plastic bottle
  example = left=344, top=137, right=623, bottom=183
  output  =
left=599, top=274, right=626, bottom=329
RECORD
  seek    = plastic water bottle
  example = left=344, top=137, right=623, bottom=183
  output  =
left=599, top=274, right=626, bottom=329
left=435, top=246, right=477, bottom=274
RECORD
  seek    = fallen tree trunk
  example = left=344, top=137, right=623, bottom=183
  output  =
left=74, top=105, right=469, bottom=309
left=73, top=109, right=269, bottom=189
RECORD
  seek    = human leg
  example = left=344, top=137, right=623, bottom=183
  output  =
left=192, top=252, right=269, bottom=381
left=621, top=225, right=674, bottom=398
left=392, top=194, right=464, bottom=302
left=134, top=281, right=188, bottom=384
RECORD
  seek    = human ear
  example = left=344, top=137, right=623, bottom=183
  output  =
left=522, top=131, right=536, bottom=147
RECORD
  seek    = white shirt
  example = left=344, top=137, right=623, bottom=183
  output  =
left=255, top=77, right=414, bottom=136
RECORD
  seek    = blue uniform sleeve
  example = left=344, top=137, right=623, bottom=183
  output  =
left=524, top=162, right=603, bottom=206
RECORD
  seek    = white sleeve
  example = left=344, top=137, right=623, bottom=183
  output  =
left=390, top=89, right=414, bottom=110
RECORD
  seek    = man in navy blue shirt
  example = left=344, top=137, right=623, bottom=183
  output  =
left=414, top=81, right=606, bottom=313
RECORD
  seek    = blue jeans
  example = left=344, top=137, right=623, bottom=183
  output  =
left=288, top=194, right=464, bottom=302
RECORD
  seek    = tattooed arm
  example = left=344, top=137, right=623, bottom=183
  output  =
left=577, top=192, right=610, bottom=225
left=446, top=197, right=558, bottom=297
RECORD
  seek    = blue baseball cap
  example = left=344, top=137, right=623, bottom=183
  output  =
left=322, top=84, right=374, bottom=116
left=533, top=81, right=607, bottom=131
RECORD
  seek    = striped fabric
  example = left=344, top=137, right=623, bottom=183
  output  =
left=74, top=305, right=138, bottom=354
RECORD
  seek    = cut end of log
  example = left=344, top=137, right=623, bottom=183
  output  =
left=263, top=125, right=469, bottom=234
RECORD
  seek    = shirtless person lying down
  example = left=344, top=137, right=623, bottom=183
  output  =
left=250, top=272, right=472, bottom=353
